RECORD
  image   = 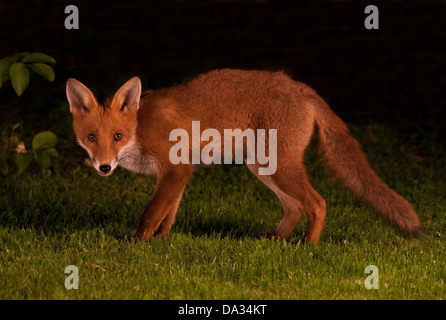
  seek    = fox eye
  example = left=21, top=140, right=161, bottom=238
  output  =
left=114, top=133, right=122, bottom=141
left=87, top=133, right=96, bottom=142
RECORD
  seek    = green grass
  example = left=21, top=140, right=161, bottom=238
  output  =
left=0, top=120, right=445, bottom=299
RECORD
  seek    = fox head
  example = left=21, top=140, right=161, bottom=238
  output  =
left=66, top=77, right=141, bottom=176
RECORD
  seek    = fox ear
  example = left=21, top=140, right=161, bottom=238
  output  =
left=66, top=78, right=98, bottom=115
left=111, top=77, right=141, bottom=113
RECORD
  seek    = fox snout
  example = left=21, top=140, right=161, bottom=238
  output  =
left=88, top=156, right=118, bottom=176
left=99, top=164, right=112, bottom=174
left=93, top=159, right=118, bottom=176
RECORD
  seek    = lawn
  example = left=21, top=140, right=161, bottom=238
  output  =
left=0, top=116, right=445, bottom=299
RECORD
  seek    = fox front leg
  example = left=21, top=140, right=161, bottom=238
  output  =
left=133, top=166, right=193, bottom=241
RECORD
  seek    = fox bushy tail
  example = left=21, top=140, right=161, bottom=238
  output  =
left=312, top=96, right=423, bottom=236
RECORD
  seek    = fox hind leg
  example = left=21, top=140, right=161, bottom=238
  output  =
left=247, top=163, right=326, bottom=243
left=271, top=192, right=304, bottom=239
left=246, top=164, right=304, bottom=239
left=299, top=185, right=326, bottom=243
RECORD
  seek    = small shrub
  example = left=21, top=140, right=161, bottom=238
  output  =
left=0, top=52, right=56, bottom=96
left=0, top=124, right=59, bottom=174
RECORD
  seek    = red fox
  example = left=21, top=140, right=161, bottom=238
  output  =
left=66, top=69, right=423, bottom=243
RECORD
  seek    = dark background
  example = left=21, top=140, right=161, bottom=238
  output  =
left=0, top=0, right=445, bottom=138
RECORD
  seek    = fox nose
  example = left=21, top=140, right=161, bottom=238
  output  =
left=99, top=164, right=111, bottom=173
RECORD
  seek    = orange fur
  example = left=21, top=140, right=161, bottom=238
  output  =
left=67, top=69, right=423, bottom=243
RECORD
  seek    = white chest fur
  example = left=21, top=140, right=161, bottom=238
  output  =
left=117, top=138, right=158, bottom=176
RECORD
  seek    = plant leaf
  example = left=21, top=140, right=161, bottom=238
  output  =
left=32, top=131, right=58, bottom=150
left=34, top=151, right=51, bottom=169
left=30, top=63, right=55, bottom=82
left=22, top=52, right=56, bottom=64
left=44, top=148, right=59, bottom=157
left=13, top=153, right=32, bottom=172
left=8, top=53, right=27, bottom=63
left=0, top=59, right=12, bottom=88
left=9, top=62, right=30, bottom=96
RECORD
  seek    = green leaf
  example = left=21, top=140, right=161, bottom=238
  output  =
left=29, top=63, right=55, bottom=82
left=32, top=131, right=58, bottom=150
left=0, top=59, right=12, bottom=87
left=9, top=62, right=30, bottom=96
left=22, top=52, right=56, bottom=64
left=8, top=53, right=27, bottom=63
left=13, top=153, right=32, bottom=172
left=44, top=148, right=59, bottom=157
left=0, top=158, right=8, bottom=175
left=34, top=151, right=51, bottom=169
